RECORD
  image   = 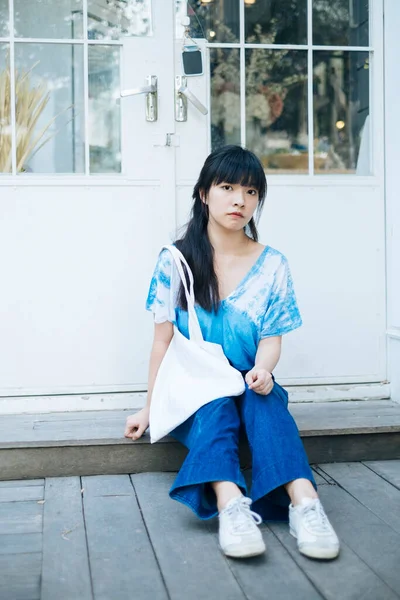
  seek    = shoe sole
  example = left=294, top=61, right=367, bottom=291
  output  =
left=220, top=543, right=266, bottom=559
left=290, top=528, right=340, bottom=560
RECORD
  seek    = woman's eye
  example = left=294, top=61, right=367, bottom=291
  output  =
left=222, top=185, right=232, bottom=191
left=248, top=189, right=257, bottom=196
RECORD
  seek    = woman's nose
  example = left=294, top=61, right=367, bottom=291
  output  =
left=233, top=193, right=245, bottom=207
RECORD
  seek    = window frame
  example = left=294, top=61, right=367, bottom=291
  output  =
left=205, top=0, right=383, bottom=181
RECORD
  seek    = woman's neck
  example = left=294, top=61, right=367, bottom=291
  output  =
left=207, top=222, right=251, bottom=256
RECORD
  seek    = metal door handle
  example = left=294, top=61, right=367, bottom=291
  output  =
left=175, top=76, right=208, bottom=122
left=120, top=75, right=158, bottom=122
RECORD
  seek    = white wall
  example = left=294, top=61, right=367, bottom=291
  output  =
left=385, top=0, right=400, bottom=403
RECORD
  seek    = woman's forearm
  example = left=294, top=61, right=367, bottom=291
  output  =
left=254, top=336, right=282, bottom=373
left=145, top=340, right=171, bottom=408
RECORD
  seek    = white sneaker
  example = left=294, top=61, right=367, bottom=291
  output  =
left=289, top=497, right=340, bottom=560
left=218, top=496, right=266, bottom=558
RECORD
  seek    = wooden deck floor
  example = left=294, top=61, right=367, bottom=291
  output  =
left=0, top=460, right=399, bottom=600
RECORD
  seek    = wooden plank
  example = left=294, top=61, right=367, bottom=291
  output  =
left=0, top=553, right=41, bottom=600
left=311, top=467, right=334, bottom=486
left=81, top=474, right=134, bottom=497
left=2, top=433, right=399, bottom=484
left=0, top=479, right=44, bottom=488
left=364, top=460, right=400, bottom=489
left=320, top=462, right=400, bottom=535
left=1, top=400, right=399, bottom=448
left=0, top=444, right=188, bottom=480
left=32, top=410, right=132, bottom=422
left=82, top=475, right=168, bottom=600
left=131, top=472, right=245, bottom=600
left=1, top=432, right=399, bottom=483
left=0, top=486, right=44, bottom=503
left=229, top=525, right=323, bottom=599
left=302, top=432, right=400, bottom=463
left=0, top=532, right=42, bottom=555
left=290, top=400, right=400, bottom=435
left=270, top=520, right=398, bottom=600
left=41, top=477, right=92, bottom=600
left=0, top=501, right=42, bottom=534
left=2, top=400, right=400, bottom=433
left=0, top=430, right=168, bottom=448
left=316, top=483, right=400, bottom=595
left=0, top=414, right=36, bottom=429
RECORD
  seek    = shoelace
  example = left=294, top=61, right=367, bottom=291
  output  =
left=223, top=497, right=262, bottom=534
left=302, top=501, right=332, bottom=535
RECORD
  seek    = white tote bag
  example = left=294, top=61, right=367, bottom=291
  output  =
left=149, top=245, right=245, bottom=443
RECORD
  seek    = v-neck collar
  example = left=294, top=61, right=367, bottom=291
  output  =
left=220, top=245, right=269, bottom=304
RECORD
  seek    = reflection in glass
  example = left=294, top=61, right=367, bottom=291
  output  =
left=0, top=44, right=11, bottom=173
left=246, top=50, right=308, bottom=173
left=14, top=43, right=84, bottom=173
left=210, top=48, right=240, bottom=150
left=0, top=1, right=8, bottom=37
left=187, top=0, right=239, bottom=43
left=14, top=0, right=83, bottom=39
left=87, top=0, right=152, bottom=40
left=245, top=0, right=307, bottom=45
left=313, top=51, right=369, bottom=174
left=313, top=0, right=369, bottom=47
left=88, top=46, right=121, bottom=173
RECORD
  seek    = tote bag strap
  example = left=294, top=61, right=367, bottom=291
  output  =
left=162, top=245, right=204, bottom=344
left=163, top=245, right=195, bottom=304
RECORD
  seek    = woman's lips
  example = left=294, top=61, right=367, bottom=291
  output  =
left=228, top=212, right=244, bottom=218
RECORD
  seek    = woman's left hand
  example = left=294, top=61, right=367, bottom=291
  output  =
left=245, top=367, right=274, bottom=395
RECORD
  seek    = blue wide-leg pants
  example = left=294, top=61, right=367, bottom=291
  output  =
left=169, top=379, right=317, bottom=522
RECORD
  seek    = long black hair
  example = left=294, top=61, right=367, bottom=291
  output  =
left=175, top=145, right=267, bottom=312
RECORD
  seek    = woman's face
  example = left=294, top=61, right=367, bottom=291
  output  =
left=202, top=182, right=259, bottom=232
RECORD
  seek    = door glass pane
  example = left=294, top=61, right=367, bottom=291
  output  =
left=245, top=0, right=307, bottom=45
left=210, top=47, right=240, bottom=150
left=14, top=0, right=83, bottom=39
left=186, top=0, right=239, bottom=43
left=14, top=43, right=84, bottom=173
left=246, top=49, right=308, bottom=173
left=89, top=45, right=121, bottom=173
left=0, top=1, right=8, bottom=37
left=87, top=0, right=152, bottom=40
left=314, top=51, right=369, bottom=174
left=313, top=0, right=369, bottom=46
left=0, top=44, right=11, bottom=173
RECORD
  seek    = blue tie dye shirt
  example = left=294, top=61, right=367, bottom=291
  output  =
left=145, top=245, right=302, bottom=371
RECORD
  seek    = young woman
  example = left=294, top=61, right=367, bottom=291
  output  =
left=124, top=145, right=340, bottom=560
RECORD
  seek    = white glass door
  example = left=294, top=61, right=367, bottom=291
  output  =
left=176, top=0, right=386, bottom=388
left=0, top=1, right=177, bottom=396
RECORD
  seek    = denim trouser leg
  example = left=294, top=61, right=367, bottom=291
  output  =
left=239, top=381, right=317, bottom=522
left=169, top=381, right=317, bottom=522
left=169, top=397, right=247, bottom=520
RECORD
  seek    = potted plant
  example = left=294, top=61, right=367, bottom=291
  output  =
left=0, top=56, right=71, bottom=173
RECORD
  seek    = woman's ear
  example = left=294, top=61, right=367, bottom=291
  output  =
left=200, top=189, right=206, bottom=203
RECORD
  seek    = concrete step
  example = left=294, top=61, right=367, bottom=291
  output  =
left=0, top=400, right=400, bottom=480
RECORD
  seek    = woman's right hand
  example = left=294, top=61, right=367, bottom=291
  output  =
left=124, top=406, right=150, bottom=441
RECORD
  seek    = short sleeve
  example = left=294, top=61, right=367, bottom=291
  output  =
left=260, top=257, right=302, bottom=338
left=145, top=249, right=177, bottom=324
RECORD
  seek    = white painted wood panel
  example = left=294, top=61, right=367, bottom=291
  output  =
left=177, top=181, right=386, bottom=385
left=0, top=184, right=174, bottom=395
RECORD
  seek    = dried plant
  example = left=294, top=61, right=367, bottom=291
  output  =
left=0, top=57, right=71, bottom=173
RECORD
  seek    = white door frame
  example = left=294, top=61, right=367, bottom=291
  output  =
left=384, top=0, right=400, bottom=404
